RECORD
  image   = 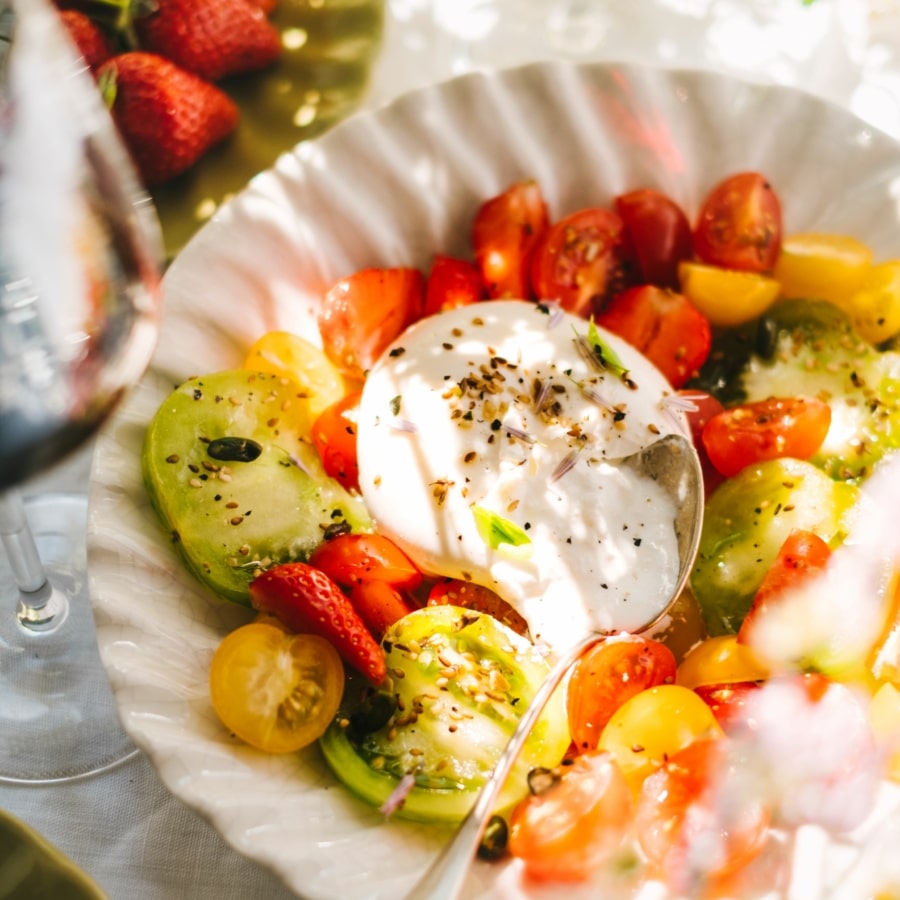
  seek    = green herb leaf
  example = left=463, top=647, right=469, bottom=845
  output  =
left=586, top=319, right=630, bottom=379
left=472, top=506, right=532, bottom=554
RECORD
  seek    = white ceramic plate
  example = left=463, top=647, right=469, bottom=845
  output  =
left=87, top=61, right=900, bottom=900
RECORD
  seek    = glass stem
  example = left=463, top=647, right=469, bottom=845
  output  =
left=0, top=489, right=48, bottom=599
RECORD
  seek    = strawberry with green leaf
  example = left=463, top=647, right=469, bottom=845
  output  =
left=97, top=51, right=238, bottom=186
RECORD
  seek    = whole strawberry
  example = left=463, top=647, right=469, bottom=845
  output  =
left=249, top=562, right=387, bottom=685
left=58, top=9, right=116, bottom=70
left=98, top=52, right=238, bottom=186
left=135, top=0, right=281, bottom=82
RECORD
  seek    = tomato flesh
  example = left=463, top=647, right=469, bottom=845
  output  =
left=424, top=254, right=484, bottom=315
left=677, top=634, right=770, bottom=690
left=693, top=172, right=782, bottom=273
left=209, top=622, right=345, bottom=754
left=566, top=636, right=676, bottom=754
left=318, top=267, right=425, bottom=380
left=310, top=532, right=422, bottom=590
left=508, top=751, right=632, bottom=882
left=530, top=207, right=627, bottom=317
left=311, top=391, right=361, bottom=492
left=595, top=285, right=711, bottom=388
left=426, top=578, right=529, bottom=636
left=471, top=180, right=548, bottom=299
left=701, top=396, right=832, bottom=478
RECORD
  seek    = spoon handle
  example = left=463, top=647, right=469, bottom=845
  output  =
left=404, top=630, right=608, bottom=900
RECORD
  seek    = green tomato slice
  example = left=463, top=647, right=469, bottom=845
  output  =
left=690, top=458, right=858, bottom=636
left=318, top=605, right=571, bottom=824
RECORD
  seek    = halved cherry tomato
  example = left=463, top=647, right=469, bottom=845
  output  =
left=310, top=533, right=422, bottom=590
left=677, top=635, right=770, bottom=690
left=693, top=172, right=782, bottom=273
left=614, top=187, right=693, bottom=289
left=634, top=739, right=770, bottom=890
left=348, top=579, right=414, bottom=640
left=738, top=529, right=832, bottom=646
left=841, top=259, right=900, bottom=345
left=595, top=285, right=711, bottom=388
left=692, top=682, right=764, bottom=733
left=311, top=390, right=361, bottom=492
left=530, top=207, right=627, bottom=317
left=598, top=684, right=724, bottom=793
left=318, top=267, right=425, bottom=380
left=424, top=255, right=484, bottom=315
left=774, top=232, right=872, bottom=306
left=679, top=389, right=726, bottom=496
left=471, top=180, right=548, bottom=299
left=209, top=622, right=345, bottom=753
left=243, top=330, right=345, bottom=423
left=678, top=260, right=780, bottom=327
left=508, top=751, right=633, bottom=882
left=566, top=635, right=677, bottom=754
left=426, top=578, right=529, bottom=636
left=701, top=396, right=832, bottom=478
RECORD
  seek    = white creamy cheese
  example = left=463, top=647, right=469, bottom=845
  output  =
left=357, top=300, right=685, bottom=650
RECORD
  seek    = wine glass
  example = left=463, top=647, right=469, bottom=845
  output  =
left=0, top=0, right=163, bottom=782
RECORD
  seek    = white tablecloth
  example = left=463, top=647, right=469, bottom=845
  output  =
left=4, top=1, right=900, bottom=897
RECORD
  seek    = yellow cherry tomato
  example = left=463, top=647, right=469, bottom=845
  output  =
left=774, top=232, right=873, bottom=306
left=839, top=260, right=900, bottom=345
left=676, top=635, right=770, bottom=690
left=597, top=684, right=724, bottom=793
left=243, top=331, right=346, bottom=423
left=209, top=622, right=344, bottom=754
left=678, top=260, right=780, bottom=327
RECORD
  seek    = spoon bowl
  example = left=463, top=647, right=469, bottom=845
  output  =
left=404, top=431, right=705, bottom=900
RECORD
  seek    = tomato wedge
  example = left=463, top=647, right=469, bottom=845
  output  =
left=530, top=207, right=627, bottom=317
left=693, top=172, right=783, bottom=273
left=209, top=622, right=345, bottom=753
left=311, top=390, right=361, bottom=493
left=310, top=532, right=422, bottom=590
left=614, top=187, right=693, bottom=289
left=701, top=396, right=832, bottom=478
left=426, top=578, right=529, bottom=636
left=471, top=180, right=548, bottom=299
left=348, top=579, right=414, bottom=640
left=594, top=285, right=711, bottom=388
left=318, top=267, right=425, bottom=380
left=424, top=254, right=484, bottom=315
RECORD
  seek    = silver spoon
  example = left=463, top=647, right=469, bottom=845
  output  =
left=404, top=432, right=705, bottom=900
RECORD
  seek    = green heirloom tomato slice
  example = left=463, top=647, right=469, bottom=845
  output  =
left=319, top=605, right=571, bottom=824
left=690, top=458, right=858, bottom=636
left=143, top=370, right=371, bottom=604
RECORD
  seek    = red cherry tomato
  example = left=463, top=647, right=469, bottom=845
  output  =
left=693, top=172, right=783, bottom=273
left=566, top=636, right=677, bottom=754
left=738, top=529, right=832, bottom=646
left=426, top=578, right=529, bottom=636
left=424, top=255, right=484, bottom=316
left=701, top=396, right=832, bottom=478
left=635, top=739, right=771, bottom=890
left=529, top=207, right=627, bottom=317
left=311, top=391, right=361, bottom=492
left=348, top=579, right=415, bottom=640
left=679, top=389, right=726, bottom=496
left=508, top=751, right=633, bottom=882
left=692, top=681, right=763, bottom=733
left=594, top=285, right=711, bottom=388
left=614, top=188, right=693, bottom=289
left=471, top=180, right=548, bottom=299
left=318, top=267, right=425, bottom=380
left=309, top=533, right=423, bottom=590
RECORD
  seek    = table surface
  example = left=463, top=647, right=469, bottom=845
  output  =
left=4, top=1, right=900, bottom=898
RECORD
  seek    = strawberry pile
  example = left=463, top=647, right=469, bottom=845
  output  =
left=55, top=0, right=282, bottom=186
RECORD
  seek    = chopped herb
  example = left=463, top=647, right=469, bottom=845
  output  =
left=584, top=319, right=630, bottom=380
left=390, top=395, right=402, bottom=415
left=472, top=506, right=532, bottom=554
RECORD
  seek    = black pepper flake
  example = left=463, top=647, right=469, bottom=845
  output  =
left=633, top=537, right=642, bottom=547
left=390, top=395, right=402, bottom=415
left=613, top=410, right=627, bottom=422
left=389, top=347, right=406, bottom=358
left=490, top=419, right=502, bottom=431
left=193, top=388, right=203, bottom=400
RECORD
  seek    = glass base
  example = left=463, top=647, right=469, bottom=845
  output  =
left=0, top=493, right=137, bottom=783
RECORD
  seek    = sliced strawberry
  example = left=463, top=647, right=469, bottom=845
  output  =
left=58, top=9, right=116, bottom=70
left=249, top=562, right=387, bottom=685
left=98, top=52, right=238, bottom=186
left=135, top=0, right=281, bottom=82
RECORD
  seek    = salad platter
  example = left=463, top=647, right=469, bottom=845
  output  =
left=87, top=59, right=900, bottom=899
